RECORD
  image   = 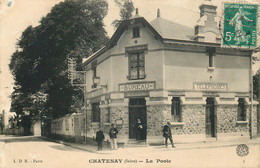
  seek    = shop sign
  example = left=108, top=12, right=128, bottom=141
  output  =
left=194, top=82, right=227, bottom=91
left=119, top=82, right=155, bottom=91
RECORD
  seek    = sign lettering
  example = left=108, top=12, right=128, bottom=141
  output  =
left=194, top=82, right=227, bottom=91
left=119, top=82, right=155, bottom=91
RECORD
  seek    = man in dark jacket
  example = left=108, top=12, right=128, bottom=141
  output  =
left=135, top=118, right=144, bottom=141
left=96, top=126, right=105, bottom=151
left=109, top=124, right=119, bottom=150
left=162, top=121, right=175, bottom=148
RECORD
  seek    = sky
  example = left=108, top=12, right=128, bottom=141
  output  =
left=0, top=0, right=259, bottom=116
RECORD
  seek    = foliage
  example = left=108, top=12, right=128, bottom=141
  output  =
left=112, top=0, right=134, bottom=29
left=253, top=69, right=260, bottom=98
left=9, top=0, right=108, bottom=128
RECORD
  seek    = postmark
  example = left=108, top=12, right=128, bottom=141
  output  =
left=236, top=144, right=249, bottom=157
left=221, top=3, right=259, bottom=49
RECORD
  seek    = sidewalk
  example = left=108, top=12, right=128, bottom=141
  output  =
left=39, top=136, right=260, bottom=154
left=40, top=136, right=111, bottom=154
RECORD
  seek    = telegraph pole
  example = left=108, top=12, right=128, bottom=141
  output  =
left=68, top=57, right=87, bottom=142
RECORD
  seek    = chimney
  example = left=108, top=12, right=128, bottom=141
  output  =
left=131, top=8, right=140, bottom=19
left=194, top=2, right=220, bottom=43
left=157, top=8, right=160, bottom=18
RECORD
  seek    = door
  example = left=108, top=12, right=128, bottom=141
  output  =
left=129, top=98, right=147, bottom=139
left=206, top=98, right=216, bottom=137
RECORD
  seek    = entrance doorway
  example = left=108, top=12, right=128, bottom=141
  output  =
left=206, top=98, right=216, bottom=137
left=129, top=98, right=147, bottom=140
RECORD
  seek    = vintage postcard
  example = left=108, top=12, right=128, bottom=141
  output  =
left=0, top=0, right=259, bottom=168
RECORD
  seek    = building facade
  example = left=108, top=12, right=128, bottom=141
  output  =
left=52, top=2, right=258, bottom=144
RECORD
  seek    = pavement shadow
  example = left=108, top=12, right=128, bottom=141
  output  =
left=0, top=136, right=44, bottom=143
left=48, top=144, right=81, bottom=152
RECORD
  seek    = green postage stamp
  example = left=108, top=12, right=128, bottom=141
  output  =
left=222, top=3, right=259, bottom=49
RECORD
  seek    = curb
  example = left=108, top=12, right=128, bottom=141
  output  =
left=39, top=137, right=110, bottom=154
left=39, top=136, right=260, bottom=152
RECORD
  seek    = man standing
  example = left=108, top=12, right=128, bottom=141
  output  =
left=109, top=124, right=119, bottom=150
left=96, top=126, right=105, bottom=151
left=162, top=121, right=175, bottom=148
left=135, top=118, right=144, bottom=141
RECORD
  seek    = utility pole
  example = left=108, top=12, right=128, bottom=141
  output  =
left=68, top=57, right=87, bottom=142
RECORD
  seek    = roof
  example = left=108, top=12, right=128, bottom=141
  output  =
left=150, top=17, right=194, bottom=40
left=82, top=14, right=219, bottom=66
left=82, top=17, right=163, bottom=66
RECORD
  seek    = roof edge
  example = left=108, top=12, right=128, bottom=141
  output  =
left=82, top=17, right=164, bottom=66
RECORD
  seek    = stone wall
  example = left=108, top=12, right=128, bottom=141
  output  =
left=146, top=104, right=171, bottom=136
left=248, top=105, right=258, bottom=138
left=110, top=106, right=129, bottom=138
left=86, top=107, right=95, bottom=137
left=100, top=107, right=110, bottom=123
left=175, top=104, right=205, bottom=135
left=217, top=105, right=249, bottom=134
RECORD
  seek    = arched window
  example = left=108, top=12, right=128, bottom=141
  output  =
left=171, top=97, right=181, bottom=122
left=237, top=98, right=246, bottom=121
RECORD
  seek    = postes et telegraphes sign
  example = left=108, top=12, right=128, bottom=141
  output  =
left=222, top=3, right=259, bottom=49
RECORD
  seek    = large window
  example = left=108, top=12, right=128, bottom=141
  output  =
left=237, top=98, right=246, bottom=121
left=92, top=102, right=100, bottom=122
left=129, top=52, right=145, bottom=80
left=171, top=97, right=181, bottom=122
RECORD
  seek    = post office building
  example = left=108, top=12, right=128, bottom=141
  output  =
left=81, top=3, right=258, bottom=144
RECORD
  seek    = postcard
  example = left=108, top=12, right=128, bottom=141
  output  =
left=0, top=0, right=259, bottom=167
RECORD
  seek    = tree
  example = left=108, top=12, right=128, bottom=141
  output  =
left=112, top=0, right=134, bottom=29
left=9, top=0, right=109, bottom=132
left=253, top=69, right=260, bottom=98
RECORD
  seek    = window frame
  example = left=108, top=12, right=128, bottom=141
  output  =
left=209, top=52, right=214, bottom=67
left=171, top=97, right=182, bottom=122
left=237, top=98, right=246, bottom=121
left=206, top=47, right=215, bottom=68
left=128, top=52, right=145, bottom=80
left=92, top=102, right=100, bottom=122
left=133, top=26, right=140, bottom=38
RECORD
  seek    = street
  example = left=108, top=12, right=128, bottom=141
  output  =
left=0, top=136, right=259, bottom=168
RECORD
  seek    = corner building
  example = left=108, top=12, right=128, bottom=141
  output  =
left=82, top=3, right=258, bottom=145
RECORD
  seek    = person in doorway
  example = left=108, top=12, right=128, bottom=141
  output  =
left=109, top=123, right=119, bottom=150
left=135, top=118, right=144, bottom=141
left=162, top=121, right=175, bottom=148
left=95, top=126, right=105, bottom=151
